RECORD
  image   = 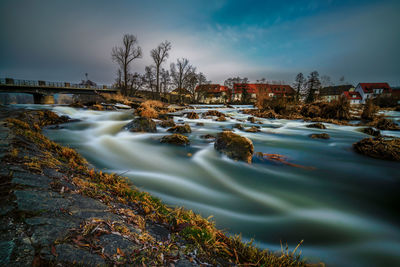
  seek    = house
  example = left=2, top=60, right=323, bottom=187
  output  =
left=355, top=83, right=392, bottom=103
left=342, top=91, right=362, bottom=105
left=319, top=85, right=354, bottom=102
left=195, top=84, right=230, bottom=103
left=232, top=83, right=295, bottom=103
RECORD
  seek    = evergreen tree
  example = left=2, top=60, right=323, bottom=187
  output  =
left=305, top=71, right=321, bottom=103
left=293, top=73, right=305, bottom=102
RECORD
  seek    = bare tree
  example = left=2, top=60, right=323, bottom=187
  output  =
left=194, top=72, right=209, bottom=102
left=144, top=66, right=156, bottom=98
left=186, top=70, right=199, bottom=102
left=112, top=34, right=142, bottom=95
left=127, top=72, right=145, bottom=96
left=160, top=68, right=171, bottom=99
left=339, top=76, right=345, bottom=85
left=170, top=58, right=194, bottom=103
left=321, top=75, right=333, bottom=87
left=151, top=41, right=172, bottom=99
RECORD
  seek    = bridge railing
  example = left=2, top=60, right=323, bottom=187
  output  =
left=0, top=78, right=117, bottom=90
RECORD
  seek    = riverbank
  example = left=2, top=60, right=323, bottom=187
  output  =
left=0, top=107, right=312, bottom=266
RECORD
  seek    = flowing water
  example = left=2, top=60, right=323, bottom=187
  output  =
left=16, top=104, right=400, bottom=266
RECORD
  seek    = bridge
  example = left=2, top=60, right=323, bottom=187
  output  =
left=0, top=78, right=119, bottom=104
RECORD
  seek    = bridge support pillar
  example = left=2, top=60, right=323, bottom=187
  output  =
left=33, top=94, right=55, bottom=104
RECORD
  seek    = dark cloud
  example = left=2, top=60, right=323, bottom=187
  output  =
left=0, top=0, right=399, bottom=85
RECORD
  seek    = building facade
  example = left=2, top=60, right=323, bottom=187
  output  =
left=195, top=84, right=230, bottom=103
left=319, top=85, right=354, bottom=102
left=232, top=83, right=295, bottom=102
left=354, top=83, right=392, bottom=103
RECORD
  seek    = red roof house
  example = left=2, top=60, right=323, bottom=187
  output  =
left=342, top=91, right=362, bottom=104
left=355, top=83, right=392, bottom=103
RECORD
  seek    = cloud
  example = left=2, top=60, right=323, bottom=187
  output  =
left=0, top=0, right=399, bottom=86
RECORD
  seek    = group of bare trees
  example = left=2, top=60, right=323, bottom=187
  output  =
left=111, top=34, right=209, bottom=102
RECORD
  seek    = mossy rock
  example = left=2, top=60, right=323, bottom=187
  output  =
left=196, top=122, right=205, bottom=126
left=310, top=133, right=330, bottom=139
left=124, top=117, right=157, bottom=133
left=203, top=110, right=224, bottom=117
left=160, top=134, right=189, bottom=146
left=245, top=126, right=260, bottom=133
left=214, top=131, right=254, bottom=163
left=373, top=118, right=400, bottom=130
left=353, top=137, right=400, bottom=161
left=306, top=123, right=326, bottom=129
left=167, top=124, right=191, bottom=134
left=200, top=134, right=216, bottom=140
left=216, top=115, right=226, bottom=122
left=185, top=112, right=199, bottom=119
left=68, top=102, right=84, bottom=108
left=360, top=127, right=381, bottom=137
left=233, top=123, right=244, bottom=130
left=247, top=117, right=256, bottom=123
left=160, top=119, right=176, bottom=128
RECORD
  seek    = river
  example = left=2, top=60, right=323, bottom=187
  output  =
left=14, top=104, right=400, bottom=266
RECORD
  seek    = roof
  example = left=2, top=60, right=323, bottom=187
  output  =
left=320, top=85, right=353, bottom=96
left=233, top=83, right=294, bottom=95
left=343, top=91, right=362, bottom=100
left=196, top=84, right=229, bottom=93
left=357, top=83, right=391, bottom=93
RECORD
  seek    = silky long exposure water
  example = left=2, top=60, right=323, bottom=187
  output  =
left=21, top=105, right=400, bottom=266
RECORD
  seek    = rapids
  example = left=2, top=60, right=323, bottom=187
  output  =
left=18, top=104, right=400, bottom=266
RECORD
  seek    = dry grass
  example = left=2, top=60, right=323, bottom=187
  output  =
left=136, top=100, right=165, bottom=119
left=101, top=93, right=133, bottom=106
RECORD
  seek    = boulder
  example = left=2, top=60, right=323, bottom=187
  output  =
left=160, top=119, right=176, bottom=128
left=196, top=122, right=205, bottom=126
left=353, top=137, right=400, bottom=161
left=200, top=134, right=216, bottom=140
left=214, top=131, right=254, bottom=163
left=124, top=117, right=157, bottom=133
left=306, top=123, right=326, bottom=129
left=233, top=123, right=244, bottom=130
left=68, top=102, right=84, bottom=108
left=160, top=134, right=189, bottom=146
left=245, top=126, right=260, bottom=133
left=360, top=127, right=381, bottom=137
left=203, top=110, right=224, bottom=117
left=216, top=115, right=227, bottom=122
left=247, top=117, right=256, bottom=123
left=309, top=133, right=330, bottom=139
left=185, top=112, right=199, bottom=119
left=373, top=118, right=400, bottom=130
left=167, top=124, right=192, bottom=134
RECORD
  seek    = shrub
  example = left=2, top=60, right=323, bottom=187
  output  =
left=136, top=100, right=165, bottom=118
left=361, top=99, right=377, bottom=121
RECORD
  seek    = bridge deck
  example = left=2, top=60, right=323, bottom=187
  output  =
left=0, top=78, right=119, bottom=95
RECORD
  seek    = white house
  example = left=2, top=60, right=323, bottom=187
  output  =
left=354, top=83, right=392, bottom=103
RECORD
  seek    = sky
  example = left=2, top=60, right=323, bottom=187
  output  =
left=0, top=0, right=399, bottom=86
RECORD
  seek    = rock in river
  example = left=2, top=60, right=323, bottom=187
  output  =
left=160, top=119, right=176, bottom=128
left=167, top=124, right=192, bottom=134
left=310, top=133, right=330, bottom=139
left=353, top=137, right=400, bottom=161
left=306, top=123, right=326, bottom=129
left=360, top=127, right=381, bottom=137
left=185, top=112, right=199, bottom=119
left=214, top=131, right=254, bottom=163
left=160, top=134, right=190, bottom=146
left=124, top=117, right=157, bottom=133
